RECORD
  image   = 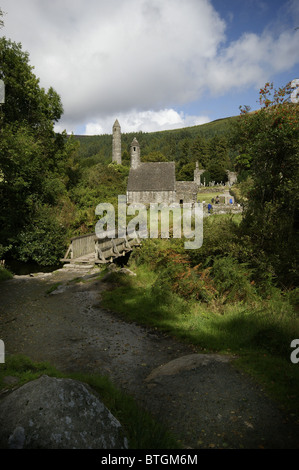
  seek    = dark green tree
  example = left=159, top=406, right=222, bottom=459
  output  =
left=232, top=82, right=299, bottom=284
left=142, top=151, right=168, bottom=162
left=176, top=161, right=196, bottom=181
left=209, top=136, right=230, bottom=165
left=0, top=38, right=63, bottom=127
left=207, top=161, right=228, bottom=184
left=190, top=136, right=209, bottom=167
left=0, top=37, right=77, bottom=264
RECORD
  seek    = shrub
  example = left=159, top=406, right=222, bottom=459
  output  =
left=210, top=255, right=256, bottom=303
left=188, top=214, right=242, bottom=266
left=15, top=206, right=67, bottom=265
left=0, top=266, right=13, bottom=281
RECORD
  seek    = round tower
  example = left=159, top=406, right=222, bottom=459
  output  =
left=112, top=119, right=122, bottom=164
left=130, top=137, right=140, bottom=169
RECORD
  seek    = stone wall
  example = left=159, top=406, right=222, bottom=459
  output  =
left=203, top=203, right=243, bottom=215
left=194, top=166, right=205, bottom=186
left=175, top=181, right=197, bottom=204
left=126, top=190, right=176, bottom=204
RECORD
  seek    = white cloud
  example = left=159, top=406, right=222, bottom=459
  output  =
left=84, top=109, right=211, bottom=135
left=206, top=29, right=299, bottom=94
left=1, top=0, right=299, bottom=133
left=1, top=0, right=225, bottom=129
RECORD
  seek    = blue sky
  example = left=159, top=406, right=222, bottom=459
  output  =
left=1, top=0, right=298, bottom=134
left=182, top=0, right=299, bottom=120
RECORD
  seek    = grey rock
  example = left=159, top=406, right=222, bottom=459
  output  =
left=0, top=375, right=128, bottom=449
left=145, top=353, right=233, bottom=382
left=107, top=263, right=118, bottom=272
left=119, top=268, right=136, bottom=276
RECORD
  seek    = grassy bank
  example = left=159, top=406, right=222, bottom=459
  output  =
left=0, top=354, right=179, bottom=449
left=197, top=191, right=227, bottom=203
left=0, top=266, right=13, bottom=281
left=100, top=234, right=299, bottom=416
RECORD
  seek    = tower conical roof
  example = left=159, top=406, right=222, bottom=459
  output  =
left=131, top=137, right=139, bottom=146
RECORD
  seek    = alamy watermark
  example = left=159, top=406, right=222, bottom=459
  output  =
left=0, top=340, right=4, bottom=363
left=0, top=79, right=5, bottom=104
left=291, top=79, right=299, bottom=104
left=290, top=339, right=299, bottom=364
left=95, top=196, right=203, bottom=250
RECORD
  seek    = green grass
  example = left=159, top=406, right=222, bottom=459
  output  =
left=0, top=266, right=13, bottom=281
left=197, top=191, right=227, bottom=203
left=101, top=261, right=299, bottom=416
left=0, top=354, right=179, bottom=449
left=45, top=282, right=62, bottom=294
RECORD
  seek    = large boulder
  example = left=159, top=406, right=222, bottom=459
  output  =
left=0, top=375, right=128, bottom=449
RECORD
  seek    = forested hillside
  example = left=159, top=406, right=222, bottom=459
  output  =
left=74, top=115, right=239, bottom=183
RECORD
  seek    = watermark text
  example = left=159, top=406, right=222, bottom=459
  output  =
left=290, top=339, right=299, bottom=364
left=0, top=79, right=5, bottom=104
left=291, top=79, right=299, bottom=104
left=95, top=196, right=203, bottom=250
left=0, top=340, right=4, bottom=363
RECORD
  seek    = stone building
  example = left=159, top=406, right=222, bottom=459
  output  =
left=112, top=120, right=236, bottom=205
left=175, top=181, right=198, bottom=204
left=126, top=136, right=198, bottom=205
left=127, top=138, right=176, bottom=204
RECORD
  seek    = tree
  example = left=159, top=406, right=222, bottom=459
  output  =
left=232, top=82, right=299, bottom=284
left=0, top=8, right=4, bottom=29
left=0, top=38, right=63, bottom=127
left=190, top=136, right=209, bottom=167
left=0, top=38, right=77, bottom=264
left=178, top=138, right=190, bottom=162
left=207, top=161, right=228, bottom=184
left=176, top=161, right=195, bottom=181
left=122, top=149, right=130, bottom=166
left=142, top=151, right=168, bottom=162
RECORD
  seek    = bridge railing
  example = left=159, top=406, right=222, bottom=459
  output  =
left=72, top=233, right=97, bottom=259
left=61, top=232, right=141, bottom=264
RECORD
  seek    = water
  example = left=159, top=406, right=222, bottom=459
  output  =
left=5, top=260, right=62, bottom=276
left=113, top=251, right=132, bottom=267
left=4, top=250, right=131, bottom=275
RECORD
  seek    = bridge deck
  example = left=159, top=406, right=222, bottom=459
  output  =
left=61, top=233, right=140, bottom=265
left=61, top=253, right=99, bottom=265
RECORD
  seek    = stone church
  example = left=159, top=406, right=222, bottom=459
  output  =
left=112, top=119, right=236, bottom=205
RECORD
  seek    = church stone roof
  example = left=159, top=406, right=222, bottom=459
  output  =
left=127, top=162, right=176, bottom=192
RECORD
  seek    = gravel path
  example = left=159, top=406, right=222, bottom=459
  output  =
left=0, top=265, right=298, bottom=449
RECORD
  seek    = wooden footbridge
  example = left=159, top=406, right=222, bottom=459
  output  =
left=61, top=232, right=141, bottom=265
